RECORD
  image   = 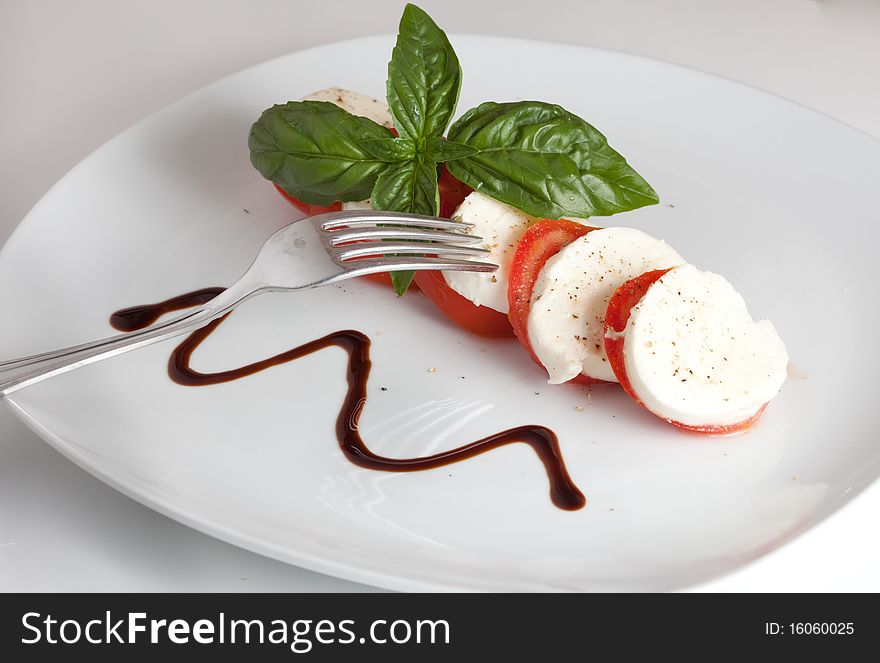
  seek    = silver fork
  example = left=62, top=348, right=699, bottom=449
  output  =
left=0, top=210, right=496, bottom=396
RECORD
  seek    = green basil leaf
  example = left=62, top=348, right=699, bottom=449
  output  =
left=361, top=136, right=417, bottom=162
left=446, top=101, right=659, bottom=218
left=424, top=137, right=478, bottom=163
left=388, top=269, right=417, bottom=297
left=386, top=3, right=461, bottom=143
left=372, top=158, right=439, bottom=217
left=371, top=157, right=440, bottom=296
left=248, top=100, right=395, bottom=206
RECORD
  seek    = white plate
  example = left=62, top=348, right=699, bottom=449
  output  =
left=2, top=35, right=879, bottom=592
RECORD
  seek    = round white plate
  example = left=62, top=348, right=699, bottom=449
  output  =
left=2, top=36, right=879, bottom=592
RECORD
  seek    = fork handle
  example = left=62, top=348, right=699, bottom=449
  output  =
left=0, top=286, right=252, bottom=397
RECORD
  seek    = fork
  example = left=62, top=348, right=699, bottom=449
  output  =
left=0, top=210, right=496, bottom=396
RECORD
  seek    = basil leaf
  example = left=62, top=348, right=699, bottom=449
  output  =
left=248, top=100, right=395, bottom=206
left=446, top=101, right=659, bottom=218
left=361, top=136, right=417, bottom=162
left=424, top=137, right=478, bottom=162
left=386, top=3, right=461, bottom=143
left=389, top=270, right=417, bottom=297
left=371, top=157, right=440, bottom=296
left=372, top=158, right=439, bottom=217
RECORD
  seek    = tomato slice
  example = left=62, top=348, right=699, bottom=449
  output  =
left=604, top=268, right=765, bottom=434
left=437, top=164, right=472, bottom=218
left=506, top=219, right=600, bottom=381
left=414, top=270, right=514, bottom=337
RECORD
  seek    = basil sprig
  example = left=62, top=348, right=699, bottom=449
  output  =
left=248, top=3, right=659, bottom=296
left=377, top=3, right=462, bottom=295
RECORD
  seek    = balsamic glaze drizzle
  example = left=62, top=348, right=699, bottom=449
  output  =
left=110, top=288, right=586, bottom=510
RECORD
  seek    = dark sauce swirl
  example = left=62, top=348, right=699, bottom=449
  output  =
left=111, top=288, right=586, bottom=511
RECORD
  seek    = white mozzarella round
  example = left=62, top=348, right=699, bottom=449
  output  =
left=527, top=228, right=684, bottom=383
left=442, top=192, right=538, bottom=314
left=621, top=264, right=789, bottom=427
left=303, top=87, right=394, bottom=129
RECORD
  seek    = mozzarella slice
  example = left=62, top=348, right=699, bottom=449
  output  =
left=528, top=228, right=684, bottom=383
left=303, top=87, right=394, bottom=129
left=621, top=264, right=788, bottom=427
left=442, top=192, right=539, bottom=314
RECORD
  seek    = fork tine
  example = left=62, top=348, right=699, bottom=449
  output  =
left=335, top=243, right=489, bottom=260
left=326, top=227, right=483, bottom=245
left=316, top=211, right=471, bottom=232
left=323, top=218, right=472, bottom=231
left=347, top=255, right=498, bottom=274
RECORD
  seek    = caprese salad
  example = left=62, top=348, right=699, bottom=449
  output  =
left=248, top=4, right=788, bottom=433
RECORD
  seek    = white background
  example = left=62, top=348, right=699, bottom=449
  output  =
left=1, top=0, right=878, bottom=591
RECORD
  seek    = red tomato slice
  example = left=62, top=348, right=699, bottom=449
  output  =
left=506, top=219, right=600, bottom=382
left=438, top=164, right=472, bottom=218
left=604, top=268, right=766, bottom=434
left=414, top=270, right=514, bottom=337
